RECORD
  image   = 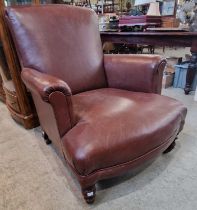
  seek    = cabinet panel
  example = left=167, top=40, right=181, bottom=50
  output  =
left=0, top=0, right=39, bottom=128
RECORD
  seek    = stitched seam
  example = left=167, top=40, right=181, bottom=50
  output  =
left=66, top=129, right=178, bottom=177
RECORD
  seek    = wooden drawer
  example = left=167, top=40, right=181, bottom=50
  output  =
left=5, top=91, right=20, bottom=113
left=3, top=80, right=20, bottom=113
left=0, top=88, right=6, bottom=102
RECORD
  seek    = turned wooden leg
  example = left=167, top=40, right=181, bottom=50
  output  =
left=42, top=131, right=52, bottom=145
left=163, top=138, right=177, bottom=154
left=184, top=52, right=197, bottom=95
left=82, top=185, right=96, bottom=204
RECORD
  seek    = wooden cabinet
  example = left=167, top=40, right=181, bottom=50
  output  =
left=0, top=0, right=39, bottom=128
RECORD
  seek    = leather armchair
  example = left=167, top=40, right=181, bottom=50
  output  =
left=6, top=5, right=187, bottom=204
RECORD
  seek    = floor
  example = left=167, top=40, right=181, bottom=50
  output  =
left=0, top=87, right=197, bottom=210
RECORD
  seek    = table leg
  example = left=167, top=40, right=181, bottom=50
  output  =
left=184, top=52, right=197, bottom=95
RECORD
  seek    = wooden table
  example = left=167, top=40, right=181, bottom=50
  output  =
left=100, top=31, right=197, bottom=95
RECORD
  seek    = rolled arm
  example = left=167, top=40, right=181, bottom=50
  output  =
left=21, top=68, right=74, bottom=137
left=21, top=68, right=72, bottom=102
left=104, top=54, right=166, bottom=94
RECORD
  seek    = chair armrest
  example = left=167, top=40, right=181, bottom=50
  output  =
left=21, top=68, right=72, bottom=102
left=104, top=54, right=166, bottom=94
left=21, top=68, right=74, bottom=137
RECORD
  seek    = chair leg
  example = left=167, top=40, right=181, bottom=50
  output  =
left=163, top=137, right=177, bottom=154
left=42, top=131, right=52, bottom=145
left=82, top=185, right=96, bottom=204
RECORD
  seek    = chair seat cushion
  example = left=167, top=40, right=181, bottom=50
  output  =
left=62, top=88, right=186, bottom=176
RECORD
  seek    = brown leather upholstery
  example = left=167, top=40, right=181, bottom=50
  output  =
left=104, top=54, right=166, bottom=94
left=6, top=5, right=106, bottom=94
left=63, top=88, right=186, bottom=175
left=6, top=5, right=187, bottom=203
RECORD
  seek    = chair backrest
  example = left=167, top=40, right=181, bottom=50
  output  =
left=6, top=5, right=107, bottom=94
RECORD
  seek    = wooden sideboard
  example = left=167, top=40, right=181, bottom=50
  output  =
left=100, top=31, right=197, bottom=95
left=0, top=0, right=39, bottom=128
